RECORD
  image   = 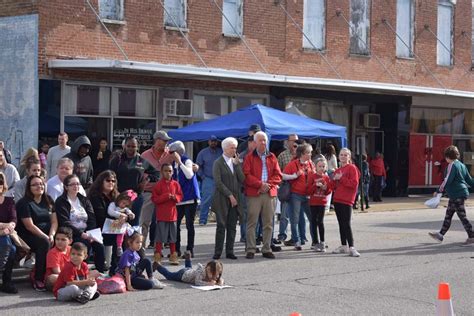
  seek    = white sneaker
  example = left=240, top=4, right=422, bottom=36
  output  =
left=349, top=247, right=360, bottom=257
left=332, top=245, right=348, bottom=254
left=428, top=232, right=444, bottom=243
left=152, top=278, right=166, bottom=289
left=315, top=242, right=326, bottom=253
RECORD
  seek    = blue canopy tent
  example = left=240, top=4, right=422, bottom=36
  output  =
left=168, top=104, right=347, bottom=147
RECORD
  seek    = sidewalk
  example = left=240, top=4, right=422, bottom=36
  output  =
left=352, top=193, right=474, bottom=213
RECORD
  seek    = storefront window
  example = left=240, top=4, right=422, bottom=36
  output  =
left=112, top=118, right=155, bottom=150
left=64, top=85, right=111, bottom=115
left=193, top=94, right=229, bottom=120
left=116, top=88, right=155, bottom=117
left=285, top=98, right=321, bottom=119
left=231, top=96, right=266, bottom=111
left=64, top=117, right=110, bottom=146
left=410, top=107, right=452, bottom=134
left=452, top=109, right=474, bottom=135
left=321, top=101, right=349, bottom=127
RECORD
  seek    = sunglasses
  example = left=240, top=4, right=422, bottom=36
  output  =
left=105, top=179, right=116, bottom=183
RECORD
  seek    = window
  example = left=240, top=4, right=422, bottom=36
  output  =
left=410, top=108, right=452, bottom=134
left=64, top=85, right=111, bottom=115
left=164, top=0, right=187, bottom=29
left=115, top=88, right=155, bottom=117
left=302, top=0, right=325, bottom=50
left=222, top=0, right=243, bottom=36
left=99, top=0, right=124, bottom=21
left=396, top=0, right=415, bottom=58
left=349, top=0, right=371, bottom=55
left=437, top=0, right=454, bottom=66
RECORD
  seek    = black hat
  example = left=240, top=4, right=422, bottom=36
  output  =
left=249, top=124, right=261, bottom=133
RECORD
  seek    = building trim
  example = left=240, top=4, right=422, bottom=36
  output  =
left=48, top=59, right=474, bottom=99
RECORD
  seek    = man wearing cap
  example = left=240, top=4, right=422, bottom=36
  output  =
left=140, top=130, right=175, bottom=247
left=277, top=134, right=299, bottom=243
left=237, top=124, right=261, bottom=154
left=196, top=135, right=223, bottom=225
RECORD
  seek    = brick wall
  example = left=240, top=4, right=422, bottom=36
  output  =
left=2, top=0, right=473, bottom=92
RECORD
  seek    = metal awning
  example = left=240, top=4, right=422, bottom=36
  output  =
left=48, top=59, right=474, bottom=98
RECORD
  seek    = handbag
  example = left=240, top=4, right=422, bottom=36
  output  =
left=277, top=181, right=291, bottom=202
left=96, top=274, right=126, bottom=294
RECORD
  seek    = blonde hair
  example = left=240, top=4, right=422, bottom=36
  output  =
left=339, top=147, right=352, bottom=162
left=0, top=172, right=8, bottom=194
left=20, top=147, right=39, bottom=166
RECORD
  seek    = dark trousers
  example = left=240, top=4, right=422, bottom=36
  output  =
left=149, top=211, right=156, bottom=246
left=0, top=236, right=16, bottom=284
left=334, top=203, right=354, bottom=247
left=157, top=258, right=192, bottom=282
left=131, top=258, right=154, bottom=290
left=176, top=202, right=197, bottom=253
left=21, top=233, right=49, bottom=281
left=310, top=205, right=326, bottom=243
left=74, top=236, right=106, bottom=273
left=373, top=175, right=383, bottom=201
left=214, top=206, right=238, bottom=256
left=131, top=194, right=144, bottom=226
left=440, top=197, right=474, bottom=238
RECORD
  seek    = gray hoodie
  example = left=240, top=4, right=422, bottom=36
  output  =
left=64, top=135, right=94, bottom=188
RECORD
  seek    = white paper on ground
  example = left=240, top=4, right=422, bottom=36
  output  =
left=86, top=228, right=103, bottom=244
left=191, top=285, right=232, bottom=291
left=424, top=193, right=442, bottom=209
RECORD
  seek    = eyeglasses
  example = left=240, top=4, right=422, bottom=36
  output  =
left=105, top=179, right=116, bottom=183
left=30, top=183, right=45, bottom=188
left=67, top=183, right=81, bottom=187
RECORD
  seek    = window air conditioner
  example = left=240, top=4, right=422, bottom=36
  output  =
left=164, top=99, right=193, bottom=117
left=363, top=113, right=380, bottom=129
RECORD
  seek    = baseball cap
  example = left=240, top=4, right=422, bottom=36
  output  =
left=248, top=124, right=261, bottom=133
left=209, top=135, right=218, bottom=141
left=153, top=130, right=172, bottom=141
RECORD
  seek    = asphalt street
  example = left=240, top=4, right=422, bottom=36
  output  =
left=1, top=206, right=473, bottom=315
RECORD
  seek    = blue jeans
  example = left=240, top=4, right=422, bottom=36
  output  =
left=131, top=193, right=144, bottom=226
left=199, top=178, right=215, bottom=224
left=278, top=201, right=289, bottom=240
left=157, top=258, right=192, bottom=282
left=288, top=193, right=310, bottom=245
left=0, top=235, right=16, bottom=284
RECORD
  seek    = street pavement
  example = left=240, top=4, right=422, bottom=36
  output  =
left=1, top=199, right=473, bottom=315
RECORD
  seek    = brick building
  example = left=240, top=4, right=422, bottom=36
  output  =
left=0, top=0, right=473, bottom=195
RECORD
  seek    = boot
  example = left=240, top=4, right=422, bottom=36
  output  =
left=169, top=252, right=180, bottom=265
left=153, top=252, right=162, bottom=271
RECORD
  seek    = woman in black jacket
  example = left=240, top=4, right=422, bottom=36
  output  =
left=55, top=174, right=105, bottom=273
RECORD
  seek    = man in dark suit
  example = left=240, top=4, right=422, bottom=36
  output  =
left=211, top=137, right=245, bottom=260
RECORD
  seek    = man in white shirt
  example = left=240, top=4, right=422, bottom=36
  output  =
left=46, top=132, right=71, bottom=179
left=46, top=157, right=86, bottom=201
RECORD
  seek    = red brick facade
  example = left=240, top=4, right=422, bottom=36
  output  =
left=2, top=0, right=472, bottom=91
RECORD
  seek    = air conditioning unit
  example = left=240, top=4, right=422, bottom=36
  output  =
left=363, top=113, right=380, bottom=129
left=164, top=98, right=193, bottom=117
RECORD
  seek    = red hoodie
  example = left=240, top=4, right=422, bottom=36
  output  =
left=369, top=157, right=386, bottom=177
left=151, top=178, right=183, bottom=222
left=331, top=163, right=360, bottom=206
left=283, top=159, right=315, bottom=195
left=309, top=173, right=332, bottom=206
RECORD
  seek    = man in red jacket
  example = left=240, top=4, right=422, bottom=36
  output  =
left=369, top=151, right=386, bottom=202
left=243, top=131, right=282, bottom=259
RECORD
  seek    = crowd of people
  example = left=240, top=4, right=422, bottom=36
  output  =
left=1, top=127, right=473, bottom=304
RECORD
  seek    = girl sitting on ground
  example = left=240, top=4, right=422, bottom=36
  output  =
left=154, top=251, right=224, bottom=286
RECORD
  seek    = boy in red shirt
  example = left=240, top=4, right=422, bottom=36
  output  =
left=151, top=163, right=183, bottom=267
left=45, top=227, right=73, bottom=290
left=309, top=158, right=332, bottom=252
left=53, top=242, right=100, bottom=304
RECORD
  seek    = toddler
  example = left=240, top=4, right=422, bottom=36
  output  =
left=108, top=190, right=136, bottom=256
left=155, top=251, right=224, bottom=286
left=151, top=163, right=183, bottom=266
left=45, top=227, right=73, bottom=290
left=309, top=158, right=332, bottom=252
left=53, top=242, right=100, bottom=304
left=117, top=231, right=165, bottom=290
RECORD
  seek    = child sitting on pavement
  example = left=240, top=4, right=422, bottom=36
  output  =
left=155, top=251, right=224, bottom=286
left=53, top=242, right=100, bottom=304
left=45, top=227, right=73, bottom=290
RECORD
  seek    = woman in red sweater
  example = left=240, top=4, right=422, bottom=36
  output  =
left=331, top=148, right=361, bottom=257
left=283, top=144, right=315, bottom=250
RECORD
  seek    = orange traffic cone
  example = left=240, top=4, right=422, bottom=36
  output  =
left=436, top=283, right=454, bottom=316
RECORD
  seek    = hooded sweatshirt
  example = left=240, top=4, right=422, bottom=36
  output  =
left=64, top=135, right=94, bottom=188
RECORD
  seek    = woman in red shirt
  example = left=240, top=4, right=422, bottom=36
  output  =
left=283, top=144, right=315, bottom=250
left=331, top=148, right=361, bottom=257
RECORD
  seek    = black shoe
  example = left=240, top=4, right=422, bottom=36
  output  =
left=262, top=252, right=275, bottom=259
left=1, top=283, right=18, bottom=294
left=226, top=254, right=237, bottom=260
left=212, top=254, right=221, bottom=260
left=284, top=240, right=295, bottom=246
left=255, top=247, right=261, bottom=253
left=91, top=292, right=100, bottom=301
left=245, top=252, right=254, bottom=259
left=272, top=238, right=282, bottom=245
left=74, top=291, right=90, bottom=304
left=271, top=245, right=282, bottom=252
